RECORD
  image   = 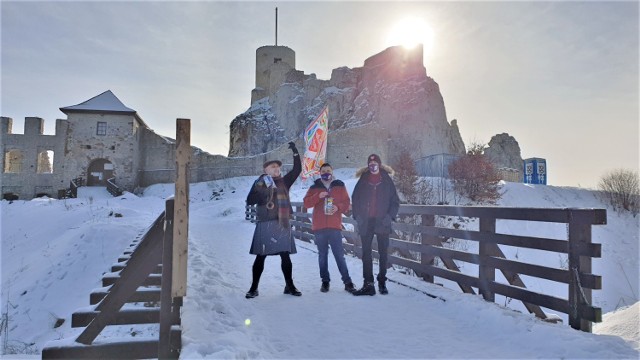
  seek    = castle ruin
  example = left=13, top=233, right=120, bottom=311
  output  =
left=2, top=43, right=473, bottom=200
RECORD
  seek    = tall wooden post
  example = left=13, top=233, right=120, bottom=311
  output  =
left=173, top=119, right=190, bottom=297
left=479, top=217, right=496, bottom=302
left=568, top=210, right=594, bottom=332
left=420, top=214, right=435, bottom=283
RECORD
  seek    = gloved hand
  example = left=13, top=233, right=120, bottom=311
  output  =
left=288, top=141, right=298, bottom=153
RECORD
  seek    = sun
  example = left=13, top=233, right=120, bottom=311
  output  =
left=386, top=17, right=435, bottom=55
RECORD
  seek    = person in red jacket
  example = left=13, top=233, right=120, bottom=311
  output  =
left=303, top=163, right=357, bottom=293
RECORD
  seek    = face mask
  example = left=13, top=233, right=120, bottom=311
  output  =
left=369, top=163, right=379, bottom=173
left=320, top=173, right=332, bottom=181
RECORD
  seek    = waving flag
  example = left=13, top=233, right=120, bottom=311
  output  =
left=302, top=106, right=329, bottom=179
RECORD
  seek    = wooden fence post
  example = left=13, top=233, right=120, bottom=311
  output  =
left=568, top=210, right=594, bottom=332
left=173, top=119, right=190, bottom=298
left=420, top=214, right=435, bottom=283
left=479, top=216, right=496, bottom=302
left=159, top=199, right=175, bottom=359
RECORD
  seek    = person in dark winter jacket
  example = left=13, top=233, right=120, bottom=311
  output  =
left=245, top=141, right=302, bottom=299
left=351, top=154, right=400, bottom=296
left=303, top=163, right=356, bottom=293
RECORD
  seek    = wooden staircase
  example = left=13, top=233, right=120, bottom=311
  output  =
left=42, top=199, right=182, bottom=359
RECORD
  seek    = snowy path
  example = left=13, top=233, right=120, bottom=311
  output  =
left=179, top=199, right=638, bottom=359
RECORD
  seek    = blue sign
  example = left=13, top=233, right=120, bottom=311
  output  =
left=523, top=158, right=547, bottom=185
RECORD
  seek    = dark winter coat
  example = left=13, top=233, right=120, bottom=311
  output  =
left=246, top=152, right=301, bottom=256
left=303, top=178, right=350, bottom=231
left=246, top=152, right=302, bottom=222
left=351, top=165, right=400, bottom=235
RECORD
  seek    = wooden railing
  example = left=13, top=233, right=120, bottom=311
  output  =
left=106, top=177, right=124, bottom=197
left=42, top=198, right=182, bottom=359
left=68, top=177, right=84, bottom=198
left=247, top=202, right=605, bottom=332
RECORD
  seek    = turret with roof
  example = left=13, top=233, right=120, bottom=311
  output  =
left=58, top=90, right=145, bottom=191
left=60, top=90, right=147, bottom=127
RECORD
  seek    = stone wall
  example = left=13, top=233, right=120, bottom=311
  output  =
left=1, top=117, right=68, bottom=199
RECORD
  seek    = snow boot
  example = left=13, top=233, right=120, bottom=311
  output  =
left=352, top=282, right=376, bottom=296
left=284, top=284, right=302, bottom=296
left=245, top=289, right=259, bottom=299
left=378, top=280, right=388, bottom=295
left=344, top=282, right=356, bottom=293
left=321, top=281, right=330, bottom=293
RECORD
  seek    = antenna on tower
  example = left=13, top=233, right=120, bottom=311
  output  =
left=275, top=7, right=278, bottom=46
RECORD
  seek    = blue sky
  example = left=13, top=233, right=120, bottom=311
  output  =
left=1, top=1, right=638, bottom=188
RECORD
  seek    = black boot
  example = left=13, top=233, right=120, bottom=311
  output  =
left=344, top=282, right=356, bottom=293
left=378, top=280, right=388, bottom=295
left=320, top=281, right=330, bottom=293
left=245, top=288, right=259, bottom=299
left=284, top=283, right=302, bottom=296
left=353, top=282, right=376, bottom=296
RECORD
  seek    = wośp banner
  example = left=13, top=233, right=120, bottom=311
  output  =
left=302, top=106, right=328, bottom=179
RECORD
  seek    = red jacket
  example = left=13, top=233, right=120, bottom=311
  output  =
left=303, top=179, right=350, bottom=231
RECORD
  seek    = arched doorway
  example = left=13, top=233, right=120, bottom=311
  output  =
left=87, top=158, right=114, bottom=186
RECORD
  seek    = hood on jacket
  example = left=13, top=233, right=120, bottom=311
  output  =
left=311, top=178, right=345, bottom=188
left=355, top=164, right=395, bottom=178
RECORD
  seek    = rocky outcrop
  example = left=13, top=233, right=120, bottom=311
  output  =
left=229, top=45, right=465, bottom=165
left=485, top=133, right=523, bottom=170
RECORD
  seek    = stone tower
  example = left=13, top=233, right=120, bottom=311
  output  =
left=251, top=45, right=296, bottom=105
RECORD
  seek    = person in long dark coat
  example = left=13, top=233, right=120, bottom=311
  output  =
left=351, top=154, right=400, bottom=296
left=245, top=141, right=302, bottom=299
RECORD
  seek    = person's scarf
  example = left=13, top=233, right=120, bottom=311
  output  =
left=273, top=176, right=291, bottom=228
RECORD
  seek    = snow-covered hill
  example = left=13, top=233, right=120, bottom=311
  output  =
left=1, top=171, right=638, bottom=358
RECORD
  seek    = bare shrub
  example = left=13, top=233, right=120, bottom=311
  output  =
left=598, top=169, right=639, bottom=216
left=448, top=143, right=502, bottom=204
left=393, top=150, right=419, bottom=204
left=393, top=150, right=438, bottom=205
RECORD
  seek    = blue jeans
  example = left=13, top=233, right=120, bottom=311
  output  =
left=314, top=229, right=352, bottom=284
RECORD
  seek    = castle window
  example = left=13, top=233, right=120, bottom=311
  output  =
left=3, top=150, right=23, bottom=173
left=97, top=122, right=107, bottom=136
left=274, top=58, right=282, bottom=63
left=37, top=150, right=54, bottom=173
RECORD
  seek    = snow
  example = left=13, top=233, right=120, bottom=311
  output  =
left=59, top=90, right=135, bottom=113
left=1, top=171, right=638, bottom=358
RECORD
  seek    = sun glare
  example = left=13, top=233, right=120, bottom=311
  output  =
left=386, top=17, right=435, bottom=56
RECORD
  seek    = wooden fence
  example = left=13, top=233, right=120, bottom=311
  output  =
left=246, top=202, right=605, bottom=332
left=106, top=177, right=124, bottom=197
left=68, top=177, right=84, bottom=199
left=42, top=198, right=182, bottom=359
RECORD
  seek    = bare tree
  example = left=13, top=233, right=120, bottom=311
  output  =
left=598, top=169, right=639, bottom=216
left=448, top=142, right=502, bottom=204
left=393, top=150, right=419, bottom=204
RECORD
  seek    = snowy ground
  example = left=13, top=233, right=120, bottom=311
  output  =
left=1, top=170, right=638, bottom=358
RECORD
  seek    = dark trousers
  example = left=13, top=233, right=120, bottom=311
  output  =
left=250, top=253, right=293, bottom=290
left=360, top=218, right=389, bottom=283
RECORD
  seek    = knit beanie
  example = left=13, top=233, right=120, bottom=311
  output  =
left=367, top=154, right=381, bottom=165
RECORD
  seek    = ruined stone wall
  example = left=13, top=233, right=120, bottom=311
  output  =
left=137, top=127, right=299, bottom=187
left=136, top=122, right=387, bottom=189
left=326, top=124, right=389, bottom=169
left=1, top=117, right=68, bottom=199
